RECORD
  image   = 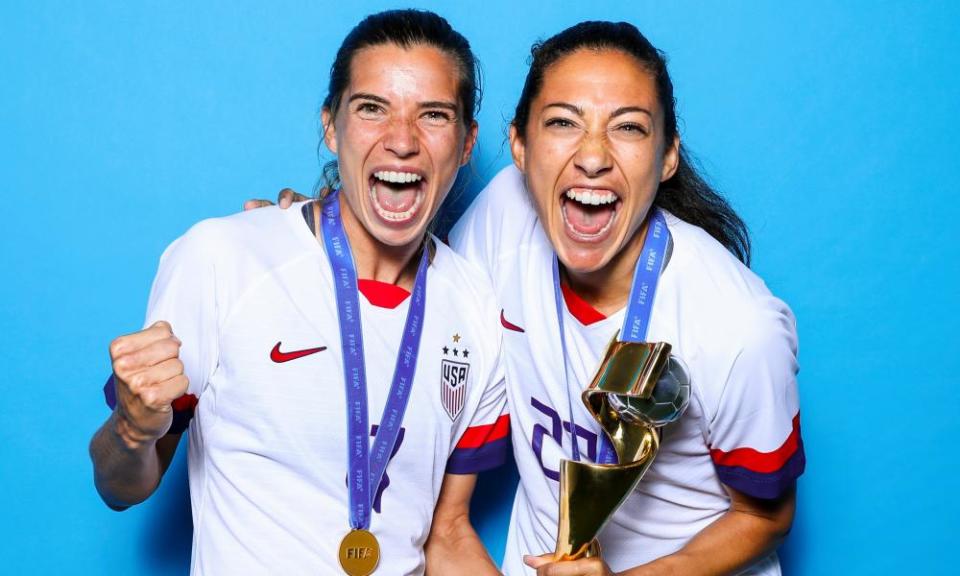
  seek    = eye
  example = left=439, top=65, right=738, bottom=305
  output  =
left=615, top=122, right=649, bottom=135
left=356, top=102, right=385, bottom=117
left=545, top=117, right=577, bottom=129
left=421, top=109, right=453, bottom=125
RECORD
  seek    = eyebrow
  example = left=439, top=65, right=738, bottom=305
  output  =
left=611, top=106, right=652, bottom=119
left=419, top=100, right=459, bottom=113
left=544, top=102, right=583, bottom=116
left=543, top=102, right=652, bottom=120
left=348, top=92, right=390, bottom=106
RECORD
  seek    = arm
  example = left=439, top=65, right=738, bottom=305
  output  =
left=89, top=321, right=188, bottom=509
left=425, top=473, right=501, bottom=576
left=90, top=421, right=181, bottom=510
left=625, top=485, right=795, bottom=576
left=91, top=219, right=223, bottom=509
left=632, top=302, right=801, bottom=574
left=524, top=486, right=794, bottom=576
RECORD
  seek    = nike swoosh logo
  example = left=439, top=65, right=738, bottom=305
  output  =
left=270, top=342, right=327, bottom=363
left=500, top=309, right=525, bottom=333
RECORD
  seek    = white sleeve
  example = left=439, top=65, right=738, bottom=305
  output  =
left=142, top=221, right=222, bottom=399
left=707, top=299, right=805, bottom=499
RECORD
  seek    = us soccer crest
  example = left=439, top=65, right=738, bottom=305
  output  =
left=441, top=333, right=470, bottom=421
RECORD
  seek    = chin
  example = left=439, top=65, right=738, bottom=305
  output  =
left=556, top=241, right=616, bottom=275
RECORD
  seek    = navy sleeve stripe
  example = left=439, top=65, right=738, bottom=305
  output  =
left=715, top=439, right=806, bottom=499
left=103, top=374, right=117, bottom=409
left=446, top=436, right=510, bottom=474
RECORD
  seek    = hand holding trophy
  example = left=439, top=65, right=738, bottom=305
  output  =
left=554, top=338, right=691, bottom=561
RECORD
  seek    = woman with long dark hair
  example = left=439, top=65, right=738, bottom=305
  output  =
left=90, top=10, right=508, bottom=574
left=253, top=17, right=804, bottom=576
left=451, top=21, right=803, bottom=575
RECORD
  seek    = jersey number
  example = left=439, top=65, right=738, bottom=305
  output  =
left=530, top=396, right=598, bottom=481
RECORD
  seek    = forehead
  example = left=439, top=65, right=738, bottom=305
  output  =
left=346, top=43, right=461, bottom=102
left=539, top=48, right=660, bottom=112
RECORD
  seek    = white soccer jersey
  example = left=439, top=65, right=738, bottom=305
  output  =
left=106, top=202, right=509, bottom=575
left=449, top=166, right=804, bottom=575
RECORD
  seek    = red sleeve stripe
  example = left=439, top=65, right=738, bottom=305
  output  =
left=710, top=414, right=802, bottom=474
left=455, top=414, right=510, bottom=449
left=172, top=393, right=199, bottom=412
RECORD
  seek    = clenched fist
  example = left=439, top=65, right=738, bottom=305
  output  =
left=109, top=320, right=188, bottom=448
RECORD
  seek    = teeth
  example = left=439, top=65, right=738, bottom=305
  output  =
left=565, top=188, right=617, bottom=206
left=374, top=170, right=423, bottom=184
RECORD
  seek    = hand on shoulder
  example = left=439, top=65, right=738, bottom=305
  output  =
left=242, top=188, right=310, bottom=211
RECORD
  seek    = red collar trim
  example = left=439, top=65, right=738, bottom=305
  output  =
left=560, top=282, right=607, bottom=326
left=358, top=279, right=410, bottom=309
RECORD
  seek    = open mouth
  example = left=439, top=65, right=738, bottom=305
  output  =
left=368, top=170, right=425, bottom=224
left=560, top=187, right=621, bottom=242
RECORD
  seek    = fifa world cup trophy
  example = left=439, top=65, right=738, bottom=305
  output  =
left=554, top=339, right=691, bottom=560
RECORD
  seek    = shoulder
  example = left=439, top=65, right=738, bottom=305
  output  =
left=666, top=213, right=792, bottom=320
left=430, top=239, right=503, bottom=343
left=454, top=165, right=537, bottom=233
left=181, top=204, right=293, bottom=244
left=449, top=165, right=548, bottom=281
left=481, top=164, right=528, bottom=203
left=163, top=204, right=304, bottom=267
left=430, top=238, right=499, bottom=306
left=663, top=212, right=797, bottom=363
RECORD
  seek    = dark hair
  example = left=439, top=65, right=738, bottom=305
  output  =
left=512, top=21, right=751, bottom=265
left=318, top=9, right=481, bottom=193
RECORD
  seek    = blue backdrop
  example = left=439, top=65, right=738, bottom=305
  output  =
left=2, top=1, right=958, bottom=573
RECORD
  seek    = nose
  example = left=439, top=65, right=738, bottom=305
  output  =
left=573, top=132, right=612, bottom=178
left=383, top=117, right=419, bottom=158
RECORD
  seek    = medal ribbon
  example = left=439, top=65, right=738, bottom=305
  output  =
left=553, top=209, right=670, bottom=464
left=320, top=191, right=429, bottom=532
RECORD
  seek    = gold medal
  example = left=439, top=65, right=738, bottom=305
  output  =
left=338, top=529, right=380, bottom=576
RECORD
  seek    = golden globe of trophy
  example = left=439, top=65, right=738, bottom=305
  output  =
left=554, top=339, right=691, bottom=561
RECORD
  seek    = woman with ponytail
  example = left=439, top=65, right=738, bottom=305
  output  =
left=451, top=21, right=803, bottom=576
left=92, top=10, right=508, bottom=574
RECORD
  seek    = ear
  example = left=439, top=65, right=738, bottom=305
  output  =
left=660, top=135, right=680, bottom=182
left=459, top=120, right=479, bottom=166
left=508, top=124, right=526, bottom=173
left=321, top=108, right=338, bottom=155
